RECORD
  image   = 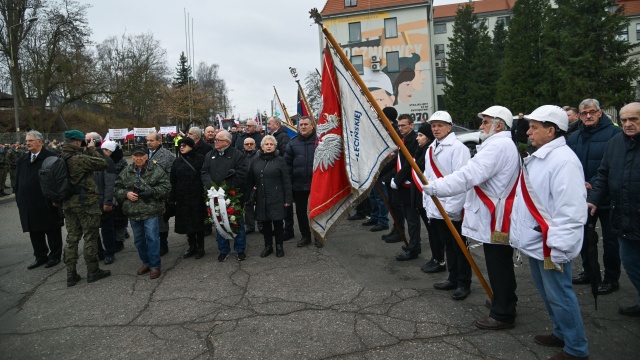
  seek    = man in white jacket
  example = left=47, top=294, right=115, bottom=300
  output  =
left=423, top=106, right=520, bottom=330
left=423, top=111, right=472, bottom=300
left=510, top=105, right=588, bottom=360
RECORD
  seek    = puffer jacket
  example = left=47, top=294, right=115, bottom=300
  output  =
left=114, top=160, right=171, bottom=220
left=284, top=131, right=317, bottom=192
left=588, top=132, right=640, bottom=241
left=246, top=150, right=293, bottom=221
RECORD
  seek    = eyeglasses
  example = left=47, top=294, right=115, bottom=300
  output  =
left=579, top=109, right=599, bottom=118
left=244, top=143, right=255, bottom=146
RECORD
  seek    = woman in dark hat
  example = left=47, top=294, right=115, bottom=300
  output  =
left=168, top=137, right=206, bottom=259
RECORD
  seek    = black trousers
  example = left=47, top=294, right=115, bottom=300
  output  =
left=579, top=209, right=620, bottom=283
left=29, top=228, right=63, bottom=261
left=402, top=204, right=421, bottom=253
left=262, top=220, right=284, bottom=247
left=418, top=208, right=444, bottom=262
left=483, top=243, right=518, bottom=323
left=284, top=206, right=294, bottom=236
left=432, top=219, right=471, bottom=287
left=293, top=191, right=311, bottom=238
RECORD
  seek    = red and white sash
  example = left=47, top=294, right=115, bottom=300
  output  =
left=519, top=165, right=558, bottom=271
left=473, top=167, right=519, bottom=244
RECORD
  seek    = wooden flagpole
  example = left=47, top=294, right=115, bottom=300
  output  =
left=310, top=8, right=493, bottom=299
left=273, top=86, right=293, bottom=126
left=296, top=81, right=316, bottom=125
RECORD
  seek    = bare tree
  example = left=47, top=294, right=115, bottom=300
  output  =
left=195, top=61, right=231, bottom=116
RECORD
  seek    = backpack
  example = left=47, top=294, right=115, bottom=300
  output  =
left=39, top=154, right=74, bottom=202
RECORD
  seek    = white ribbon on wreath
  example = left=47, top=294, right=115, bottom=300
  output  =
left=207, top=187, right=236, bottom=240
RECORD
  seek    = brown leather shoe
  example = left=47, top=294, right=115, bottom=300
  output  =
left=534, top=333, right=565, bottom=348
left=548, top=350, right=589, bottom=360
left=474, top=316, right=514, bottom=330
left=150, top=269, right=161, bottom=279
left=137, top=265, right=150, bottom=275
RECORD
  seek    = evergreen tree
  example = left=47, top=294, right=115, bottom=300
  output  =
left=492, top=20, right=508, bottom=69
left=174, top=52, right=195, bottom=87
left=496, top=0, right=550, bottom=114
left=443, top=4, right=498, bottom=126
left=543, top=0, right=640, bottom=109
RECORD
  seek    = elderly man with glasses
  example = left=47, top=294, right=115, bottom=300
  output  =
left=567, top=98, right=622, bottom=296
left=235, top=120, right=263, bottom=152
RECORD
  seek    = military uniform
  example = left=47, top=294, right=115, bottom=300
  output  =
left=0, top=147, right=8, bottom=194
left=61, top=134, right=110, bottom=285
left=7, top=145, right=23, bottom=192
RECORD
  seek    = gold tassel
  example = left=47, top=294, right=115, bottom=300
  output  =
left=544, top=257, right=563, bottom=272
left=491, top=231, right=509, bottom=244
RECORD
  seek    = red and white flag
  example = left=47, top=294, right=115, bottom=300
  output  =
left=309, top=45, right=395, bottom=242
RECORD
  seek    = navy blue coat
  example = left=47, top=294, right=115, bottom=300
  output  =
left=588, top=133, right=640, bottom=241
left=284, top=131, right=317, bottom=192
left=567, top=114, right=621, bottom=208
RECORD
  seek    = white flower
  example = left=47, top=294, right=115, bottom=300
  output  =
left=225, top=199, right=231, bottom=205
left=230, top=215, right=236, bottom=222
left=214, top=206, right=219, bottom=211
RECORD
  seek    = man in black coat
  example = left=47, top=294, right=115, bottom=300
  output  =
left=284, top=116, right=317, bottom=247
left=188, top=126, right=213, bottom=158
left=235, top=120, right=263, bottom=152
left=15, top=130, right=63, bottom=269
left=242, top=137, right=259, bottom=233
left=588, top=102, right=640, bottom=317
left=392, top=114, right=420, bottom=261
left=201, top=130, right=249, bottom=261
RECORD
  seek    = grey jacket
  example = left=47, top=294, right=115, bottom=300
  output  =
left=149, top=146, right=175, bottom=176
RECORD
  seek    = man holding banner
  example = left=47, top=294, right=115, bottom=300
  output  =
left=422, top=106, right=521, bottom=330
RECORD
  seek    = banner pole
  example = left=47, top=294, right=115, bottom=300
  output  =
left=273, top=86, right=292, bottom=126
left=311, top=8, right=492, bottom=299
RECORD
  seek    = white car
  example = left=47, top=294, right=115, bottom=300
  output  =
left=414, top=122, right=480, bottom=156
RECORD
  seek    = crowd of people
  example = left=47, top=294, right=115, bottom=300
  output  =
left=11, top=97, right=640, bottom=360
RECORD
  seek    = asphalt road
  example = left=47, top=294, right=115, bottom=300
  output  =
left=0, top=195, right=639, bottom=359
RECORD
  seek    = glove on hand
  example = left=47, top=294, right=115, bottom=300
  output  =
left=422, top=184, right=435, bottom=196
left=390, top=179, right=397, bottom=190
left=139, top=190, right=154, bottom=201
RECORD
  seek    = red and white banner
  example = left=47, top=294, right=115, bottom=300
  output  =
left=108, top=128, right=128, bottom=140
left=133, top=127, right=156, bottom=137
left=159, top=126, right=177, bottom=136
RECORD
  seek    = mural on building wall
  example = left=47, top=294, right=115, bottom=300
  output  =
left=326, top=12, right=433, bottom=122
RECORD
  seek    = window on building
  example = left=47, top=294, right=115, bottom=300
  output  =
left=474, top=18, right=487, bottom=29
left=434, top=23, right=446, bottom=34
left=436, top=68, right=446, bottom=84
left=386, top=51, right=400, bottom=72
left=437, top=95, right=446, bottom=111
left=351, top=55, right=364, bottom=75
left=384, top=18, right=398, bottom=38
left=496, top=16, right=510, bottom=27
left=435, top=44, right=445, bottom=60
left=349, top=22, right=361, bottom=43
left=345, top=0, right=357, bottom=7
left=618, top=26, right=629, bottom=41
left=637, top=23, right=640, bottom=41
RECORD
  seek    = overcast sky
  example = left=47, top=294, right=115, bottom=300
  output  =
left=83, top=0, right=469, bottom=121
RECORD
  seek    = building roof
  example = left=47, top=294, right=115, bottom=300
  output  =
left=619, top=0, right=640, bottom=16
left=434, top=0, right=515, bottom=19
left=320, top=0, right=427, bottom=17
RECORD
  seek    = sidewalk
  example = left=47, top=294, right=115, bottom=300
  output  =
left=0, top=201, right=638, bottom=359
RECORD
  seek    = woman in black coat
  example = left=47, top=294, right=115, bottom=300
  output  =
left=246, top=135, right=293, bottom=258
left=102, top=141, right=128, bottom=252
left=169, top=137, right=206, bottom=259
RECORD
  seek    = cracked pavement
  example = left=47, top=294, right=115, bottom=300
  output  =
left=0, top=200, right=639, bottom=359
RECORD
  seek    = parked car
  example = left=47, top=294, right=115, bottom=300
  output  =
left=414, top=122, right=480, bottom=156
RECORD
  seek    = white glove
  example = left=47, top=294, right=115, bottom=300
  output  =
left=390, top=179, right=397, bottom=189
left=422, top=183, right=435, bottom=196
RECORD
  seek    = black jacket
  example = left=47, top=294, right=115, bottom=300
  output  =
left=392, top=130, right=419, bottom=205
left=272, top=127, right=290, bottom=155
left=95, top=151, right=116, bottom=207
left=411, top=144, right=428, bottom=209
left=588, top=132, right=640, bottom=241
left=235, top=132, right=264, bottom=151
left=284, top=131, right=317, bottom=192
left=246, top=150, right=293, bottom=221
left=15, top=149, right=63, bottom=232
left=170, top=151, right=206, bottom=234
left=193, top=139, right=213, bottom=158
left=201, top=146, right=248, bottom=199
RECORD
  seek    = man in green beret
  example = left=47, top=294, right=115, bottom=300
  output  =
left=61, top=129, right=112, bottom=286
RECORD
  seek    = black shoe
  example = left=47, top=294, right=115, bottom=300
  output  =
left=260, top=246, right=273, bottom=258
left=297, top=237, right=312, bottom=247
left=194, top=249, right=205, bottom=259
left=67, top=271, right=81, bottom=287
left=103, top=256, right=115, bottom=265
left=401, top=245, right=421, bottom=254
left=381, top=229, right=396, bottom=240
left=597, top=281, right=620, bottom=295
left=347, top=213, right=366, bottom=220
left=114, top=241, right=125, bottom=253
left=160, top=246, right=169, bottom=256
left=384, top=232, right=402, bottom=243
left=87, top=268, right=111, bottom=283
left=45, top=259, right=61, bottom=268
left=276, top=245, right=284, bottom=257
left=452, top=286, right=471, bottom=300
left=421, top=259, right=438, bottom=272
left=370, top=224, right=389, bottom=232
left=571, top=272, right=590, bottom=285
left=421, top=259, right=446, bottom=273
left=237, top=252, right=247, bottom=261
left=433, top=280, right=457, bottom=290
left=283, top=232, right=295, bottom=241
left=183, top=247, right=196, bottom=259
left=396, top=251, right=419, bottom=261
left=218, top=253, right=229, bottom=262
left=618, top=304, right=640, bottom=317
left=27, top=259, right=47, bottom=270
left=362, top=219, right=377, bottom=226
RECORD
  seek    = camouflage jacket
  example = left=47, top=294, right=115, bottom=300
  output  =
left=62, top=143, right=108, bottom=212
left=0, top=150, right=7, bottom=168
left=7, top=148, right=23, bottom=167
left=114, top=160, right=171, bottom=220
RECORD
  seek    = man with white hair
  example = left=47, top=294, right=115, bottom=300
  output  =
left=235, top=120, right=263, bottom=151
left=423, top=105, right=521, bottom=330
left=510, top=105, right=589, bottom=360
left=188, top=127, right=213, bottom=157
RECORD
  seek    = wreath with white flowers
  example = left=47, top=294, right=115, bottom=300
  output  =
left=205, top=182, right=244, bottom=240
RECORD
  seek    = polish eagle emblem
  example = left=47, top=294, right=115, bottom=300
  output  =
left=313, top=113, right=343, bottom=172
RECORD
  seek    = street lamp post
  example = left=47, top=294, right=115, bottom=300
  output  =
left=9, top=16, right=38, bottom=143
